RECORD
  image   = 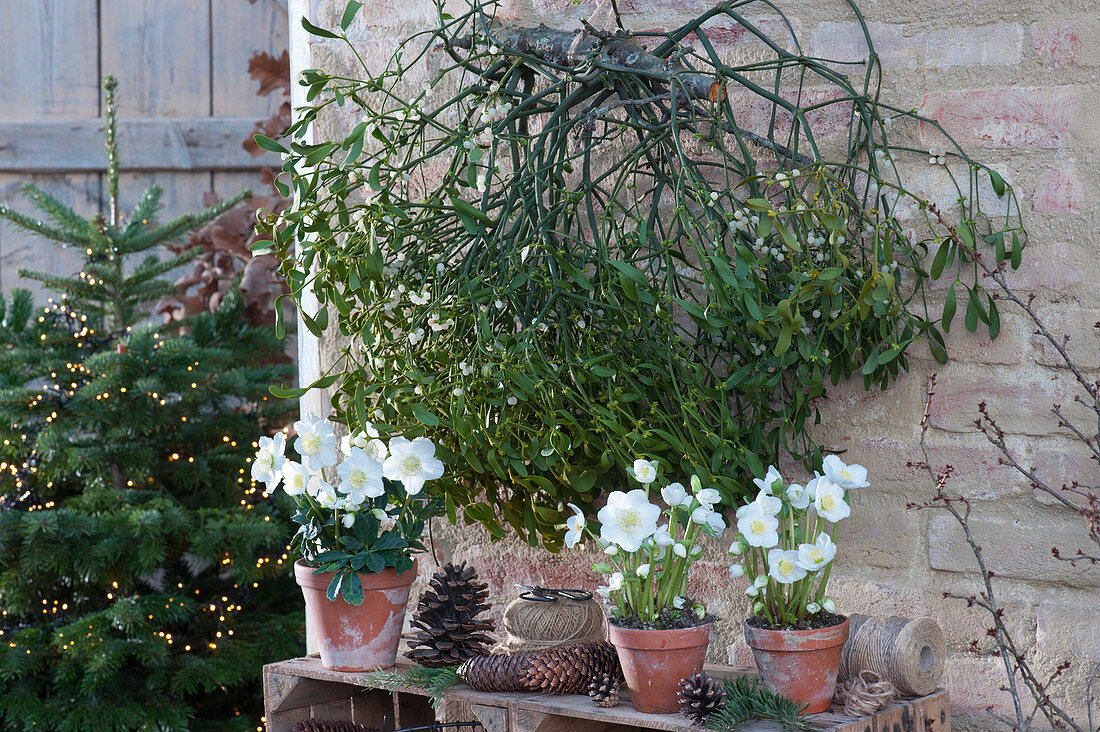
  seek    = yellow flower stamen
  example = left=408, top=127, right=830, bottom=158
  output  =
left=751, top=519, right=766, bottom=534
left=399, top=454, right=422, bottom=476
left=301, top=434, right=321, bottom=454
left=617, top=509, right=641, bottom=531
left=821, top=495, right=836, bottom=511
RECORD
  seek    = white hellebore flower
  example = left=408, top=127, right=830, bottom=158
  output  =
left=806, top=602, right=822, bottom=614
left=753, top=575, right=769, bottom=590
left=729, top=564, right=745, bottom=578
left=596, top=585, right=612, bottom=598
left=632, top=458, right=658, bottom=485
left=786, top=483, right=811, bottom=510
left=753, top=465, right=784, bottom=494
left=662, top=482, right=692, bottom=508
left=607, top=572, right=624, bottom=591
left=294, top=415, right=338, bottom=470
left=767, top=548, right=808, bottom=584
left=729, top=540, right=745, bottom=556
left=336, top=447, right=385, bottom=503
left=653, top=525, right=675, bottom=547
left=822, top=455, right=870, bottom=489
left=797, top=533, right=837, bottom=571
left=672, top=596, right=686, bottom=609
left=564, top=503, right=586, bottom=548
left=604, top=544, right=619, bottom=555
left=636, top=563, right=651, bottom=578
left=597, top=489, right=660, bottom=552
left=308, top=476, right=341, bottom=508
left=814, top=478, right=851, bottom=522
left=737, top=490, right=781, bottom=518
left=340, top=423, right=379, bottom=454
left=252, top=433, right=286, bottom=490
left=695, top=487, right=721, bottom=508
left=691, top=505, right=716, bottom=526
left=342, top=513, right=356, bottom=528
left=281, top=461, right=309, bottom=497
left=673, top=542, right=688, bottom=558
left=343, top=427, right=388, bottom=464
left=823, top=597, right=837, bottom=613
left=706, top=510, right=727, bottom=534
left=736, top=501, right=780, bottom=548
left=383, top=436, right=445, bottom=495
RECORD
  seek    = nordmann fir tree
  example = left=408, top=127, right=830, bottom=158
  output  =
left=0, top=77, right=303, bottom=731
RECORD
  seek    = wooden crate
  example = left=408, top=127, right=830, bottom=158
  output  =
left=263, top=656, right=949, bottom=732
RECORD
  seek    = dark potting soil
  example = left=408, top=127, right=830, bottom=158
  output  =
left=746, top=611, right=846, bottom=631
left=610, top=600, right=717, bottom=631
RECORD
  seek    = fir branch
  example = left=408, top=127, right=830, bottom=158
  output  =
left=705, top=676, right=824, bottom=732
left=123, top=186, right=164, bottom=234
left=0, top=203, right=88, bottom=247
left=362, top=665, right=461, bottom=708
left=17, top=183, right=93, bottom=236
left=122, top=190, right=250, bottom=254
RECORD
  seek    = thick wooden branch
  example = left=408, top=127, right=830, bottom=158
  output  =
left=452, top=21, right=814, bottom=165
left=462, top=23, right=724, bottom=104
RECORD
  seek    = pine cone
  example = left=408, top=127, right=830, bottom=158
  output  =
left=405, top=562, right=495, bottom=668
left=291, top=721, right=367, bottom=732
left=459, top=641, right=621, bottom=695
left=679, top=672, right=726, bottom=724
left=588, top=671, right=621, bottom=707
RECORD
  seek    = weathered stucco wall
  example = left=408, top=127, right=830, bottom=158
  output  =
left=292, top=0, right=1100, bottom=727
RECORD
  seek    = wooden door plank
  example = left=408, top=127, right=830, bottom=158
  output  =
left=0, top=0, right=99, bottom=119
left=0, top=118, right=279, bottom=172
left=100, top=0, right=211, bottom=118
left=211, top=0, right=289, bottom=117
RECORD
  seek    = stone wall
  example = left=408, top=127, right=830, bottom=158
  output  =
left=291, top=0, right=1100, bottom=727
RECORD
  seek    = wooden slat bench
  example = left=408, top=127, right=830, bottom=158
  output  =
left=263, top=656, right=949, bottom=732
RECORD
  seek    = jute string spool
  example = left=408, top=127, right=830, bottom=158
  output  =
left=494, top=595, right=606, bottom=652
left=839, top=614, right=945, bottom=697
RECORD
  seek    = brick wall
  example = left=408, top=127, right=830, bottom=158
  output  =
left=293, top=0, right=1100, bottom=726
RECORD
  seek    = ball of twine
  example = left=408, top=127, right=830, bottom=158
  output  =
left=495, top=596, right=606, bottom=652
left=840, top=614, right=945, bottom=697
left=834, top=670, right=898, bottom=716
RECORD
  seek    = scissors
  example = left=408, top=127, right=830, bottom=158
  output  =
left=516, top=584, right=593, bottom=602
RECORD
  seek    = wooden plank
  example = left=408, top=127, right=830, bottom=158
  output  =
left=470, top=703, right=511, bottom=732
left=814, top=711, right=872, bottom=732
left=913, top=691, right=950, bottom=732
left=266, top=703, right=311, bottom=732
left=100, top=0, right=211, bottom=118
left=309, top=697, right=356, bottom=723
left=211, top=0, right=290, bottom=117
left=262, top=656, right=946, bottom=732
left=0, top=172, right=99, bottom=295
left=352, top=690, right=397, bottom=731
left=0, top=118, right=279, bottom=172
left=871, top=702, right=918, bottom=732
left=396, top=690, right=437, bottom=728
left=264, top=671, right=369, bottom=716
left=0, top=0, right=99, bottom=119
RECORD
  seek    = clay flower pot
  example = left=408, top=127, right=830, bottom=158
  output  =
left=607, top=622, right=712, bottom=713
left=294, top=559, right=418, bottom=672
left=744, top=616, right=849, bottom=713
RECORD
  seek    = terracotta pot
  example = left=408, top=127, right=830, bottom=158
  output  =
left=744, top=616, right=849, bottom=713
left=294, top=559, right=418, bottom=672
left=607, top=622, right=712, bottom=713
